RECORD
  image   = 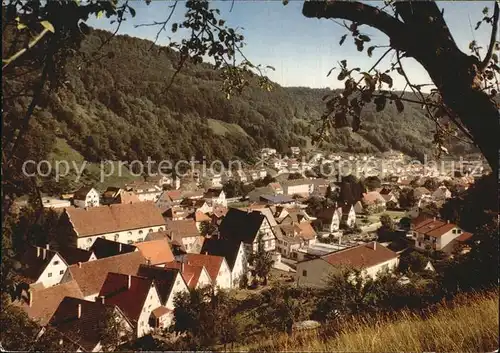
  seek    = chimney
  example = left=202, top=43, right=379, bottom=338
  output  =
left=433, top=217, right=436, bottom=221
left=146, top=258, right=151, bottom=265
left=45, top=244, right=50, bottom=250
left=127, top=275, right=132, bottom=290
left=338, top=234, right=342, bottom=245
left=447, top=220, right=450, bottom=224
left=181, top=262, right=185, bottom=273
left=77, top=262, right=82, bottom=268
left=36, top=247, right=41, bottom=258
left=204, top=251, right=208, bottom=255
left=42, top=248, right=47, bottom=260
left=118, top=243, right=122, bottom=252
left=372, top=242, right=377, bottom=250
left=98, top=296, right=105, bottom=305
left=77, top=303, right=82, bottom=319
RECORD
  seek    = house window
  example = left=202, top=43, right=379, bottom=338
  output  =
left=53, top=261, right=60, bottom=265
left=60, top=270, right=64, bottom=275
left=138, top=238, right=144, bottom=242
left=302, top=270, right=307, bottom=277
left=48, top=273, right=52, bottom=277
left=87, top=238, right=92, bottom=244
left=452, top=229, right=457, bottom=234
left=139, top=230, right=143, bottom=235
left=158, top=227, right=164, bottom=232
left=127, top=240, right=133, bottom=244
left=149, top=229, right=153, bottom=233
left=114, top=234, right=120, bottom=241
left=127, top=231, right=132, bottom=237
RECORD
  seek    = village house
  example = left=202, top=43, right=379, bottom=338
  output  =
left=379, top=189, right=399, bottom=209
left=62, top=251, right=147, bottom=301
left=102, top=187, right=141, bottom=205
left=268, top=182, right=284, bottom=195
left=413, top=186, right=432, bottom=200
left=89, top=238, right=138, bottom=259
left=163, top=261, right=213, bottom=290
left=204, top=188, right=227, bottom=207
left=73, top=186, right=100, bottom=208
left=165, top=219, right=204, bottom=253
left=189, top=211, right=212, bottom=232
left=137, top=265, right=188, bottom=307
left=277, top=222, right=317, bottom=259
left=296, top=242, right=399, bottom=288
left=61, top=202, right=166, bottom=250
left=410, top=217, right=472, bottom=254
left=317, top=205, right=356, bottom=233
left=14, top=245, right=69, bottom=289
left=362, top=191, right=387, bottom=212
left=219, top=208, right=278, bottom=255
left=201, top=239, right=247, bottom=288
left=98, top=273, right=163, bottom=338
left=12, top=280, right=84, bottom=326
left=180, top=253, right=232, bottom=290
left=234, top=169, right=248, bottom=184
left=163, top=205, right=191, bottom=220
left=282, top=179, right=314, bottom=197
left=124, top=182, right=162, bottom=202
left=259, top=194, right=296, bottom=206
left=48, top=297, right=134, bottom=352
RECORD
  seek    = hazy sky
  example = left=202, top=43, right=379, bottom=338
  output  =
left=87, top=1, right=494, bottom=91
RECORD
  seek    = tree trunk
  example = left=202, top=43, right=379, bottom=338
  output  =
left=303, top=1, right=500, bottom=172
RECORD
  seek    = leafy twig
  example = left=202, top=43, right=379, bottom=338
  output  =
left=479, top=1, right=499, bottom=71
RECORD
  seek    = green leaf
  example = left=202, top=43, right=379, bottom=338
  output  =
left=337, top=69, right=348, bottom=81
left=172, top=23, right=178, bottom=33
left=359, top=34, right=371, bottom=42
left=17, top=22, right=27, bottom=30
left=339, top=34, right=347, bottom=46
left=482, top=7, right=489, bottom=15
left=396, top=67, right=404, bottom=76
left=282, top=0, right=289, bottom=5
left=128, top=6, right=136, bottom=18
left=374, top=96, right=387, bottom=112
left=492, top=53, right=498, bottom=64
left=40, top=21, right=55, bottom=33
left=340, top=60, right=347, bottom=69
left=219, top=19, right=225, bottom=26
left=379, top=73, right=393, bottom=88
left=96, top=11, right=104, bottom=19
left=367, top=46, right=375, bottom=58
left=266, top=65, right=275, bottom=71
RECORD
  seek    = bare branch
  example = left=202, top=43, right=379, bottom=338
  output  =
left=479, top=1, right=499, bottom=71
left=135, top=1, right=178, bottom=49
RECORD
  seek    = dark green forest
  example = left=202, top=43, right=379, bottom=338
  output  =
left=10, top=28, right=475, bottom=166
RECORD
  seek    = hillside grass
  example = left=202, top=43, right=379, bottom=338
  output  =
left=247, top=291, right=499, bottom=352
left=207, top=118, right=250, bottom=138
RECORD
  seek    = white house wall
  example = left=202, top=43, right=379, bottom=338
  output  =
left=76, top=225, right=165, bottom=250
left=136, top=286, right=162, bottom=338
left=37, top=253, right=68, bottom=288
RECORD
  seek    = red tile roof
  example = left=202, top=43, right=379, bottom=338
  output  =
left=12, top=280, right=83, bottom=326
left=65, top=202, right=165, bottom=237
left=456, top=232, right=473, bottom=242
left=163, top=261, right=208, bottom=289
left=66, top=252, right=146, bottom=297
left=321, top=242, right=398, bottom=269
left=414, top=219, right=461, bottom=238
left=165, top=219, right=200, bottom=238
left=99, top=273, right=155, bottom=324
left=135, top=239, right=175, bottom=265
left=184, top=254, right=224, bottom=283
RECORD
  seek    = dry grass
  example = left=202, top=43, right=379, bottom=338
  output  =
left=250, top=291, right=499, bottom=352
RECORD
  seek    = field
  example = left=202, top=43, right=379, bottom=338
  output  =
left=245, top=291, right=499, bottom=352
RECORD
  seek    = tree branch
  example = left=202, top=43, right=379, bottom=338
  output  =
left=303, top=1, right=408, bottom=50
left=479, top=1, right=499, bottom=71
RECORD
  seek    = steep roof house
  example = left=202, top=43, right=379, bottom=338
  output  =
left=14, top=245, right=69, bottom=289
left=180, top=253, right=232, bottom=290
left=162, top=261, right=213, bottom=290
left=410, top=218, right=472, bottom=254
left=56, top=247, right=97, bottom=266
left=73, top=186, right=100, bottom=208
left=165, top=219, right=204, bottom=254
left=98, top=273, right=164, bottom=337
left=48, top=297, right=133, bottom=352
left=296, top=242, right=399, bottom=288
left=201, top=239, right=248, bottom=288
left=219, top=208, right=278, bottom=254
left=62, top=202, right=166, bottom=250
left=135, top=239, right=175, bottom=266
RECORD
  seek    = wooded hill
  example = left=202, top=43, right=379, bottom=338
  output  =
left=20, top=28, right=476, bottom=165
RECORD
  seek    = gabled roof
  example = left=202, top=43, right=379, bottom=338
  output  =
left=219, top=208, right=265, bottom=244
left=64, top=202, right=165, bottom=238
left=166, top=190, right=183, bottom=201
left=89, top=238, right=137, bottom=259
left=73, top=186, right=95, bottom=200
left=200, top=238, right=242, bottom=270
left=48, top=297, right=131, bottom=352
left=316, top=207, right=342, bottom=222
left=66, top=252, right=146, bottom=297
left=320, top=242, right=398, bottom=269
left=414, top=219, right=460, bottom=238
left=259, top=194, right=295, bottom=204
left=183, top=254, right=225, bottom=283
left=362, top=191, right=386, bottom=204
left=12, top=280, right=84, bottom=326
left=116, top=191, right=141, bottom=204
left=135, top=239, right=175, bottom=265
left=99, top=273, right=156, bottom=324
left=163, top=261, right=208, bottom=289
left=137, top=265, right=184, bottom=304
left=57, top=247, right=95, bottom=266
left=144, top=230, right=169, bottom=242
left=193, top=211, right=211, bottom=222
left=15, top=245, right=63, bottom=284
left=455, top=232, right=473, bottom=242
left=165, top=219, right=200, bottom=238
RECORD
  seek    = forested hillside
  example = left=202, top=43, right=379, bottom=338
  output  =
left=18, top=28, right=475, bottom=164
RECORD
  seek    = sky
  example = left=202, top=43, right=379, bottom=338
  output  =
left=87, top=1, right=494, bottom=91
